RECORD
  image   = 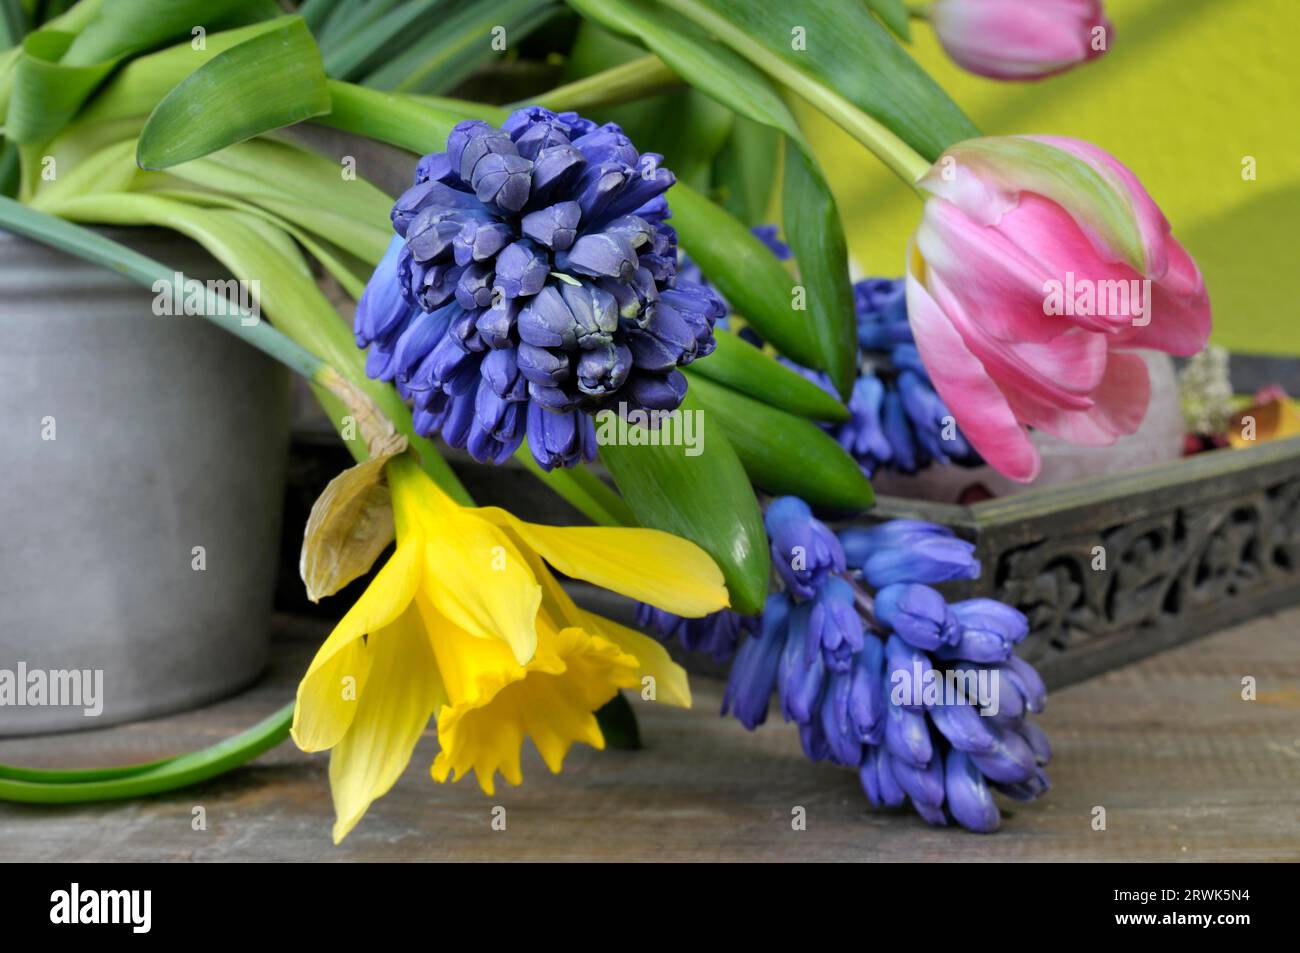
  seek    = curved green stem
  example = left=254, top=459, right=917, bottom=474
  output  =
left=522, top=54, right=682, bottom=113
left=0, top=704, right=292, bottom=803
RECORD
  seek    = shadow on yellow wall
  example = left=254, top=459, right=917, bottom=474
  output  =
left=806, top=0, right=1299, bottom=355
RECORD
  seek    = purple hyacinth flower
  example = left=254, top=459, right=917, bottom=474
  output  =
left=778, top=604, right=824, bottom=724
left=520, top=201, right=580, bottom=251
left=889, top=750, right=946, bottom=818
left=820, top=670, right=864, bottom=767
left=968, top=722, right=1037, bottom=784
left=860, top=745, right=906, bottom=808
left=837, top=519, right=956, bottom=565
left=848, top=636, right=885, bottom=744
left=935, top=599, right=1030, bottom=664
left=625, top=369, right=687, bottom=411
left=884, top=633, right=938, bottom=713
left=928, top=698, right=998, bottom=753
left=874, top=583, right=960, bottom=651
left=945, top=748, right=1001, bottom=833
left=355, top=236, right=417, bottom=348
left=806, top=576, right=864, bottom=673
left=470, top=151, right=532, bottom=212
left=722, top=593, right=792, bottom=729
left=837, top=374, right=893, bottom=473
left=1001, top=654, right=1047, bottom=714
left=357, top=106, right=715, bottom=469
left=764, top=496, right=846, bottom=600
left=856, top=535, right=980, bottom=590
left=525, top=403, right=596, bottom=472
left=881, top=386, right=919, bottom=473
left=854, top=277, right=911, bottom=351
left=884, top=693, right=932, bottom=768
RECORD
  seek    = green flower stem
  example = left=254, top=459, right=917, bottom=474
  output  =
left=906, top=2, right=932, bottom=20
left=521, top=54, right=682, bottom=113
left=0, top=704, right=293, bottom=803
left=317, top=79, right=505, bottom=155
left=656, top=0, right=933, bottom=189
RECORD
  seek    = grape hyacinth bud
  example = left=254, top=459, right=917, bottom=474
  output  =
left=356, top=106, right=725, bottom=470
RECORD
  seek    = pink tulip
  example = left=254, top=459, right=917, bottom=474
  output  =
left=906, top=136, right=1211, bottom=482
left=930, top=0, right=1112, bottom=81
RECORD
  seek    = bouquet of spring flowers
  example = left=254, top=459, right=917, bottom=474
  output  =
left=0, top=0, right=1210, bottom=843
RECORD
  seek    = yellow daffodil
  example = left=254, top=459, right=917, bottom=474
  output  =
left=292, top=453, right=728, bottom=842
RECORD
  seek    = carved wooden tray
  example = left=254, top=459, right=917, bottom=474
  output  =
left=869, top=436, right=1300, bottom=689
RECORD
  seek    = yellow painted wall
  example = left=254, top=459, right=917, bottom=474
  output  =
left=805, top=0, right=1300, bottom=355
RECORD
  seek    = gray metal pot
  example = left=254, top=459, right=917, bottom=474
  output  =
left=0, top=228, right=290, bottom=735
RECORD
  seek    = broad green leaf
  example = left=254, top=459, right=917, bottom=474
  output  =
left=161, top=138, right=392, bottom=265
left=6, top=30, right=115, bottom=143
left=783, top=147, right=857, bottom=396
left=712, top=115, right=781, bottom=226
left=685, top=373, right=874, bottom=513
left=299, top=0, right=345, bottom=33
left=863, top=0, right=911, bottom=42
left=71, top=18, right=306, bottom=132
left=137, top=18, right=330, bottom=170
left=59, top=0, right=270, bottom=66
left=669, top=181, right=821, bottom=372
left=0, top=0, right=27, bottom=52
left=600, top=391, right=769, bottom=613
left=689, top=329, right=848, bottom=422
left=363, top=0, right=556, bottom=94
left=5, top=1, right=277, bottom=145
left=657, top=0, right=977, bottom=162
left=318, top=0, right=447, bottom=81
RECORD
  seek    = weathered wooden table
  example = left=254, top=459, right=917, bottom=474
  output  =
left=2, top=607, right=1297, bottom=862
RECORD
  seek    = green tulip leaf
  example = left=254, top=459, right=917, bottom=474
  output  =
left=690, top=329, right=848, bottom=422
left=600, top=391, right=769, bottom=613
left=137, top=18, right=330, bottom=170
left=684, top=372, right=874, bottom=513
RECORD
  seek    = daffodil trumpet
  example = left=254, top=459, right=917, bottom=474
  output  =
left=293, top=449, right=729, bottom=842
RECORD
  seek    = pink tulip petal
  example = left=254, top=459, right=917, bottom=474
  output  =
left=995, top=193, right=1148, bottom=334
left=1118, top=239, right=1212, bottom=356
left=932, top=0, right=1104, bottom=81
left=905, top=264, right=1041, bottom=482
left=917, top=198, right=1077, bottom=343
left=1005, top=349, right=1150, bottom=446
left=927, top=265, right=1108, bottom=410
left=1026, top=136, right=1171, bottom=277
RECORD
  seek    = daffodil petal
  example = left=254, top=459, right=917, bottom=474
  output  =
left=292, top=540, right=421, bottom=752
left=430, top=624, right=636, bottom=795
left=481, top=529, right=690, bottom=707
left=291, top=639, right=373, bottom=754
left=575, top=609, right=693, bottom=709
left=419, top=508, right=542, bottom=664
left=328, top=604, right=444, bottom=844
left=477, top=507, right=730, bottom=617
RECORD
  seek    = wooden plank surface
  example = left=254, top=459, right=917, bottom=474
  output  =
left=1, top=608, right=1297, bottom=862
